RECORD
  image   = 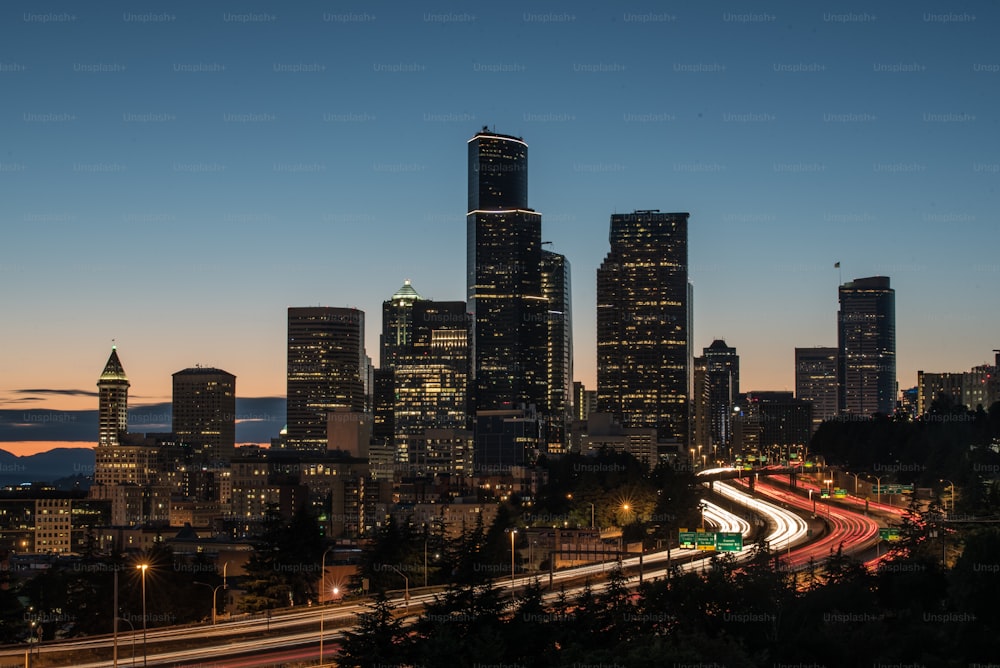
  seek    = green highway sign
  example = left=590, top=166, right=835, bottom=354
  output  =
left=879, top=528, right=901, bottom=541
left=716, top=532, right=743, bottom=552
left=696, top=531, right=717, bottom=551
left=678, top=530, right=697, bottom=549
left=834, top=488, right=847, bottom=498
left=820, top=490, right=830, bottom=498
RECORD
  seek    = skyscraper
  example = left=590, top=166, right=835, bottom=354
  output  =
left=541, top=248, right=573, bottom=450
left=597, top=210, right=690, bottom=445
left=172, top=366, right=237, bottom=462
left=97, top=346, right=129, bottom=447
left=466, top=129, right=547, bottom=415
left=380, top=279, right=423, bottom=369
left=837, top=276, right=896, bottom=416
left=794, top=347, right=838, bottom=432
left=704, top=339, right=739, bottom=456
left=286, top=307, right=368, bottom=451
left=393, top=297, right=472, bottom=468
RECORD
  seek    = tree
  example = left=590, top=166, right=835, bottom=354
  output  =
left=337, top=593, right=410, bottom=668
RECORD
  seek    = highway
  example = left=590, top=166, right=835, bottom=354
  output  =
left=8, top=480, right=812, bottom=667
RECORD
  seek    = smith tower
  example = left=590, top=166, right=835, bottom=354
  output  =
left=597, top=210, right=690, bottom=445
left=466, top=128, right=547, bottom=414
left=97, top=346, right=129, bottom=447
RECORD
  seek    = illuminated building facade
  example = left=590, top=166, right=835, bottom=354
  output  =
left=704, top=339, right=739, bottom=455
left=97, top=346, right=129, bottom=448
left=541, top=249, right=573, bottom=451
left=386, top=291, right=471, bottom=472
left=837, top=276, right=896, bottom=416
left=286, top=307, right=368, bottom=451
left=597, top=210, right=690, bottom=445
left=733, top=391, right=813, bottom=462
left=172, top=366, right=237, bottom=463
left=466, top=129, right=547, bottom=416
left=794, top=347, right=838, bottom=432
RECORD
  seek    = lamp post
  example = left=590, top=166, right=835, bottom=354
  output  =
left=319, top=546, right=333, bottom=665
left=389, top=566, right=409, bottom=608
left=193, top=582, right=226, bottom=625
left=115, top=617, right=137, bottom=668
left=870, top=475, right=884, bottom=505
left=619, top=504, right=632, bottom=560
left=136, top=563, right=148, bottom=668
left=941, top=479, right=956, bottom=513
left=505, top=528, right=517, bottom=600
left=846, top=471, right=860, bottom=495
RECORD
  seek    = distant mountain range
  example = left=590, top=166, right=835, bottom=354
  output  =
left=0, top=447, right=96, bottom=488
left=0, top=397, right=286, bottom=486
left=0, top=397, right=285, bottom=444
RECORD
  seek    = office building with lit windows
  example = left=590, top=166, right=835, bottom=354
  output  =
left=597, top=210, right=690, bottom=445
left=172, top=366, right=236, bottom=463
left=466, top=129, right=547, bottom=416
left=794, top=347, right=838, bottom=432
left=97, top=346, right=129, bottom=448
left=703, top=339, right=739, bottom=456
left=837, top=276, right=896, bottom=416
left=541, top=249, right=573, bottom=451
left=286, top=307, right=368, bottom=451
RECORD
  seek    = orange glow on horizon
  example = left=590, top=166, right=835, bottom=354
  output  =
left=0, top=441, right=93, bottom=458
left=0, top=441, right=270, bottom=458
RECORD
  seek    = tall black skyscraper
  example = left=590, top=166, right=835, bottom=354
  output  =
left=704, top=339, right=739, bottom=455
left=286, top=307, right=367, bottom=451
left=597, top=210, right=690, bottom=444
left=838, top=276, right=896, bottom=416
left=467, top=128, right=547, bottom=414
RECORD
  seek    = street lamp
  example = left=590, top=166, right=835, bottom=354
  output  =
left=136, top=563, right=149, bottom=668
left=115, top=617, right=137, bottom=668
left=869, top=475, right=884, bottom=505
left=389, top=566, right=410, bottom=608
left=941, top=479, right=956, bottom=513
left=845, top=471, right=860, bottom=495
left=193, top=581, right=226, bottom=625
left=505, top=528, right=517, bottom=600
left=319, top=546, right=333, bottom=665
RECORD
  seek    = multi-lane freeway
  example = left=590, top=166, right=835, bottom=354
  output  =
left=4, top=478, right=816, bottom=668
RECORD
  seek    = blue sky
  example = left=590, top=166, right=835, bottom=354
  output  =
left=2, top=1, right=998, bottom=451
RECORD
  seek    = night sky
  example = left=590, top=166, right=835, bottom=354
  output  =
left=3, top=1, right=998, bottom=454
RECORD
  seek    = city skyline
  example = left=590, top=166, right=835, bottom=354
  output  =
left=3, top=1, right=999, bottom=455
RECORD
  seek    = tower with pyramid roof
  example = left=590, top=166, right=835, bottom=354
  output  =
left=97, top=346, right=129, bottom=447
left=380, top=279, right=424, bottom=369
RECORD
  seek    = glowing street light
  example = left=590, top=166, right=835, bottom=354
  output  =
left=505, top=528, right=518, bottom=600
left=941, top=479, right=956, bottom=513
left=319, top=546, right=333, bottom=665
left=136, top=563, right=149, bottom=668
